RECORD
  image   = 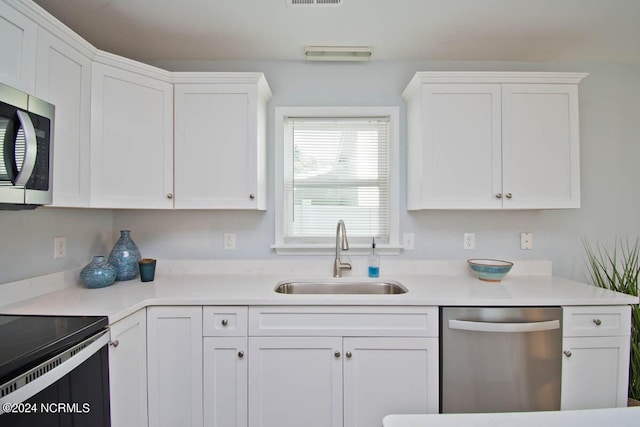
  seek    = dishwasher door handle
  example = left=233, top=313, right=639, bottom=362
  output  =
left=449, top=319, right=560, bottom=333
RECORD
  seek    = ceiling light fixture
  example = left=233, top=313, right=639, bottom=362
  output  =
left=304, top=46, right=372, bottom=62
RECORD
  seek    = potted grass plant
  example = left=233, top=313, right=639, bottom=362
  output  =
left=584, top=238, right=640, bottom=405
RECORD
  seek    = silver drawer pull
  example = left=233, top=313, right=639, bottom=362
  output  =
left=221, top=319, right=228, bottom=326
left=593, top=319, right=602, bottom=326
left=238, top=351, right=244, bottom=358
left=334, top=351, right=341, bottom=358
left=346, top=351, right=352, bottom=358
left=563, top=350, right=572, bottom=357
left=109, top=340, right=119, bottom=348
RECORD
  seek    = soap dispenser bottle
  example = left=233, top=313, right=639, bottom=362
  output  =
left=368, top=237, right=380, bottom=278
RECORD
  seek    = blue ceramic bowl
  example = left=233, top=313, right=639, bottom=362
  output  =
left=467, top=259, right=513, bottom=282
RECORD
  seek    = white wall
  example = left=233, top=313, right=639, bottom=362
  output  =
left=111, top=59, right=640, bottom=281
left=0, top=208, right=114, bottom=284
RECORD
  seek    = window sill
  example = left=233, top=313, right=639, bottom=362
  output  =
left=271, top=244, right=402, bottom=256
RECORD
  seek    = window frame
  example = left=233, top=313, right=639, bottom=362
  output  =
left=273, top=106, right=400, bottom=255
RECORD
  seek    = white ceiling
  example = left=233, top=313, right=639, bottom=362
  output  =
left=33, top=0, right=640, bottom=63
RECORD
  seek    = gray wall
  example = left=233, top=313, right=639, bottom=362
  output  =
left=0, top=208, right=113, bottom=284
left=110, top=59, right=640, bottom=281
left=2, top=59, right=637, bottom=285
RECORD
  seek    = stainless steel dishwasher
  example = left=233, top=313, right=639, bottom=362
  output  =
left=441, top=306, right=562, bottom=413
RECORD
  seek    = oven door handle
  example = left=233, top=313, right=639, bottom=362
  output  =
left=0, top=329, right=110, bottom=413
left=448, top=319, right=560, bottom=333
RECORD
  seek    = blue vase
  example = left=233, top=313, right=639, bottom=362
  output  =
left=108, top=230, right=141, bottom=281
left=80, top=256, right=117, bottom=289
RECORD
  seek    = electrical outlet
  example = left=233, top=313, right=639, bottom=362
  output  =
left=403, top=233, right=415, bottom=250
left=224, top=233, right=236, bottom=250
left=521, top=232, right=533, bottom=250
left=54, top=237, right=67, bottom=259
left=464, top=233, right=475, bottom=250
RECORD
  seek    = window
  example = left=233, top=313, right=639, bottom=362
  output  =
left=274, top=107, right=399, bottom=254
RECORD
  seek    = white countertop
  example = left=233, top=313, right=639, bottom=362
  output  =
left=383, top=407, right=640, bottom=427
left=0, top=260, right=636, bottom=324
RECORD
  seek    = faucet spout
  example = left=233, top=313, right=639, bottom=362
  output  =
left=333, top=220, right=352, bottom=278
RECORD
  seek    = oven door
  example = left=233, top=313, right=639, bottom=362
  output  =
left=0, top=329, right=111, bottom=426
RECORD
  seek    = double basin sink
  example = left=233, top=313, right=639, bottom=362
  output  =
left=275, top=280, right=407, bottom=295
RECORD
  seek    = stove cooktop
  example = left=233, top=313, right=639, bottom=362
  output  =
left=0, top=314, right=108, bottom=385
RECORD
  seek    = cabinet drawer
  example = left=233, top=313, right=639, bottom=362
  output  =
left=563, top=306, right=631, bottom=337
left=249, top=306, right=438, bottom=337
left=203, top=306, right=248, bottom=336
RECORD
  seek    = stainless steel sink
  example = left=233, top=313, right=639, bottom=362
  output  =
left=274, top=280, right=407, bottom=295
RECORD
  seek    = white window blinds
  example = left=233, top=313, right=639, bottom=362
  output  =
left=283, top=116, right=390, bottom=244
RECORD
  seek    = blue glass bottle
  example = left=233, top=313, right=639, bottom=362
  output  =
left=108, top=230, right=141, bottom=281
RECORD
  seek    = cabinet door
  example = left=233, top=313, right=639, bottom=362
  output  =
left=502, top=84, right=580, bottom=208
left=203, top=337, right=247, bottom=427
left=90, top=62, right=173, bottom=208
left=174, top=84, right=261, bottom=209
left=35, top=28, right=92, bottom=207
left=409, top=84, right=502, bottom=209
left=561, top=336, right=630, bottom=410
left=343, top=337, right=439, bottom=427
left=0, top=1, right=37, bottom=93
left=109, top=309, right=148, bottom=427
left=147, top=307, right=203, bottom=427
left=248, top=337, right=343, bottom=427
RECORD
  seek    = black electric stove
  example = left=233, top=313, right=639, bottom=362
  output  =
left=0, top=314, right=108, bottom=385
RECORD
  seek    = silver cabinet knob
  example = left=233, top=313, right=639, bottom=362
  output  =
left=221, top=319, right=228, bottom=326
left=495, top=193, right=503, bottom=199
left=238, top=351, right=244, bottom=358
left=334, top=351, right=341, bottom=358
left=506, top=193, right=513, bottom=199
left=109, top=340, right=119, bottom=348
left=593, top=319, right=602, bottom=326
left=167, top=193, right=173, bottom=199
left=249, top=193, right=255, bottom=199
left=346, top=351, right=352, bottom=358
left=563, top=350, right=572, bottom=357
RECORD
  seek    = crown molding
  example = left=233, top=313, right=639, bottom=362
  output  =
left=5, top=0, right=97, bottom=59
left=171, top=72, right=272, bottom=98
left=92, top=50, right=172, bottom=82
left=402, top=71, right=589, bottom=99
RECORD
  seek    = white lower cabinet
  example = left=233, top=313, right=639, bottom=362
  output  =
left=203, top=306, right=249, bottom=427
left=147, top=306, right=203, bottom=427
left=248, top=337, right=343, bottom=427
left=343, top=337, right=438, bottom=427
left=561, top=306, right=631, bottom=410
left=108, top=308, right=148, bottom=427
left=247, top=306, right=439, bottom=427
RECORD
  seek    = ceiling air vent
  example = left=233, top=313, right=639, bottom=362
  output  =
left=288, top=0, right=343, bottom=7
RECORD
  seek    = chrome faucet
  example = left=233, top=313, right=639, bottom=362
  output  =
left=333, top=220, right=352, bottom=278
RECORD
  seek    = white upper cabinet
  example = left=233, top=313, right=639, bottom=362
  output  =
left=0, top=0, right=37, bottom=93
left=35, top=27, right=92, bottom=207
left=173, top=74, right=271, bottom=210
left=90, top=57, right=174, bottom=208
left=502, top=84, right=581, bottom=209
left=403, top=72, right=586, bottom=210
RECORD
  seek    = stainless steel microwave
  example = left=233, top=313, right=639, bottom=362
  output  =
left=0, top=83, right=54, bottom=210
